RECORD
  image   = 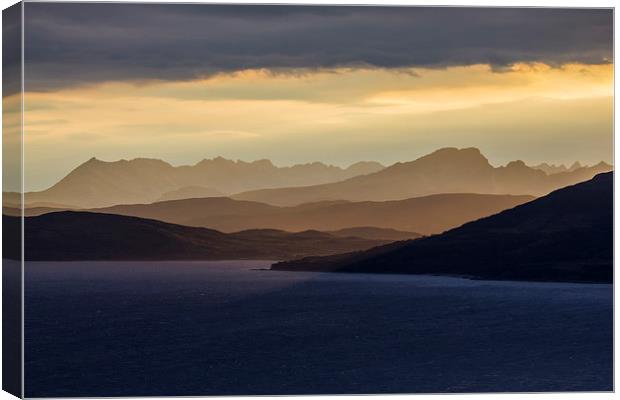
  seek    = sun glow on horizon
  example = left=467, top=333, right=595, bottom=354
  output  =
left=18, top=62, right=613, bottom=191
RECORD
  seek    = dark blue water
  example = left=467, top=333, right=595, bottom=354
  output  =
left=25, top=261, right=612, bottom=397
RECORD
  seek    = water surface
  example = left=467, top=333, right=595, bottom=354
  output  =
left=25, top=261, right=613, bottom=396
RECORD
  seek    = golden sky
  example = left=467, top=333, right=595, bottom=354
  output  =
left=13, top=62, right=614, bottom=191
left=9, top=4, right=612, bottom=192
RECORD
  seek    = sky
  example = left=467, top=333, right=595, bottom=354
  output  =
left=5, top=4, right=614, bottom=191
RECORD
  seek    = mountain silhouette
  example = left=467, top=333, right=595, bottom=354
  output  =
left=529, top=161, right=592, bottom=175
left=326, top=227, right=420, bottom=241
left=530, top=163, right=568, bottom=175
left=4, top=212, right=394, bottom=261
left=13, top=193, right=533, bottom=235
left=11, top=157, right=384, bottom=208
left=273, top=172, right=613, bottom=283
left=233, top=148, right=612, bottom=206
left=529, top=163, right=568, bottom=175
left=569, top=161, right=583, bottom=171
left=157, top=186, right=225, bottom=202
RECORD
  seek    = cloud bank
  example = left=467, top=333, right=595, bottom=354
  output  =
left=21, top=4, right=612, bottom=92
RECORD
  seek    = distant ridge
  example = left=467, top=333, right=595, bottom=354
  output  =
left=530, top=163, right=568, bottom=175
left=327, top=227, right=420, bottom=241
left=234, top=148, right=612, bottom=206
left=11, top=157, right=384, bottom=208
left=7, top=148, right=612, bottom=208
left=14, top=193, right=534, bottom=235
left=5, top=212, right=392, bottom=261
left=530, top=161, right=586, bottom=175
left=273, top=172, right=613, bottom=284
left=157, top=186, right=224, bottom=202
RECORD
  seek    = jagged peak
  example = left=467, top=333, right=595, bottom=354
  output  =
left=287, top=161, right=334, bottom=169
left=569, top=161, right=583, bottom=171
left=533, top=162, right=566, bottom=168
left=426, top=147, right=484, bottom=158
left=505, top=160, right=528, bottom=169
left=196, top=157, right=278, bottom=168
left=417, top=147, right=489, bottom=164
left=347, top=160, right=384, bottom=169
left=82, top=156, right=103, bottom=165
left=82, top=156, right=169, bottom=164
left=252, top=159, right=275, bottom=167
left=381, top=147, right=492, bottom=173
left=196, top=156, right=234, bottom=166
left=130, top=157, right=171, bottom=164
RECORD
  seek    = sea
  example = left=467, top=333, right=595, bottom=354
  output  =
left=23, top=260, right=613, bottom=397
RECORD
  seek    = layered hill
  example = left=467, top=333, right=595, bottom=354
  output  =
left=234, top=148, right=612, bottom=206
left=157, top=186, right=224, bottom=202
left=12, top=193, right=534, bottom=235
left=327, top=227, right=420, bottom=241
left=5, top=212, right=393, bottom=261
left=9, top=157, right=384, bottom=208
left=273, top=172, right=613, bottom=283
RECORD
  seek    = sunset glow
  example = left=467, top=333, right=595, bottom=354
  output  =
left=21, top=62, right=613, bottom=190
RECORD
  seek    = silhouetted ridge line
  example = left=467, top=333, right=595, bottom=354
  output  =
left=11, top=193, right=534, bottom=236
left=10, top=157, right=384, bottom=208
left=6, top=148, right=612, bottom=209
left=5, top=211, right=394, bottom=261
left=272, top=172, right=613, bottom=283
left=233, top=147, right=612, bottom=206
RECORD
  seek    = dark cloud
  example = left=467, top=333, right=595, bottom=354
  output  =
left=3, top=3, right=22, bottom=97
left=18, top=4, right=613, bottom=92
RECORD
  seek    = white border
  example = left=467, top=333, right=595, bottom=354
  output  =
left=0, top=1, right=616, bottom=400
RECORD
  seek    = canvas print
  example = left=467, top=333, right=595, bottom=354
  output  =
left=1, top=2, right=614, bottom=397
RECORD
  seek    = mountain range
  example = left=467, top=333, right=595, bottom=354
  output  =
left=273, top=172, right=613, bottom=283
left=234, top=148, right=612, bottom=206
left=4, top=212, right=395, bottom=261
left=6, top=193, right=533, bottom=235
left=4, top=148, right=612, bottom=209
left=7, top=157, right=384, bottom=208
left=530, top=161, right=584, bottom=175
